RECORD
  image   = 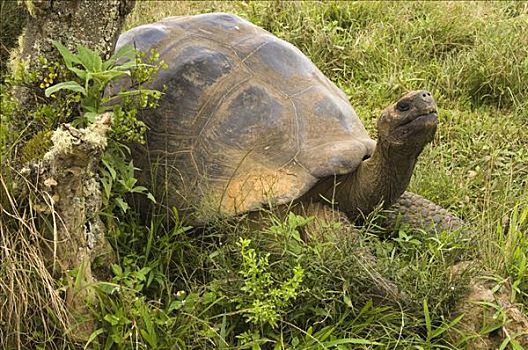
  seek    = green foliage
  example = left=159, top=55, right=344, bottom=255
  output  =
left=3, top=55, right=76, bottom=150
left=92, top=259, right=173, bottom=349
left=422, top=299, right=465, bottom=349
left=500, top=205, right=528, bottom=304
left=45, top=40, right=161, bottom=139
left=376, top=225, right=474, bottom=318
left=42, top=40, right=165, bottom=218
left=2, top=39, right=166, bottom=164
left=450, top=15, right=528, bottom=109
left=0, top=35, right=165, bottom=349
left=2, top=1, right=528, bottom=349
left=235, top=237, right=304, bottom=328
left=100, top=148, right=155, bottom=214
left=0, top=83, right=15, bottom=159
left=84, top=209, right=201, bottom=349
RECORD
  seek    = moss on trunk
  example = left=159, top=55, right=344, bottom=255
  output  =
left=5, top=0, right=135, bottom=342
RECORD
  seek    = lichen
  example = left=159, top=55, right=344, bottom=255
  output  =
left=41, top=113, right=111, bottom=163
left=43, top=127, right=74, bottom=161
left=83, top=114, right=111, bottom=149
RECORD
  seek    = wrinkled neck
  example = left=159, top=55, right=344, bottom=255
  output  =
left=360, top=140, right=419, bottom=206
left=302, top=138, right=424, bottom=219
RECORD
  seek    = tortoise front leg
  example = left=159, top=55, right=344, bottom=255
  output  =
left=383, top=191, right=465, bottom=233
left=293, top=203, right=409, bottom=304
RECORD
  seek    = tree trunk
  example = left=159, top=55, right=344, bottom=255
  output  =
left=12, top=0, right=135, bottom=121
left=8, top=0, right=135, bottom=342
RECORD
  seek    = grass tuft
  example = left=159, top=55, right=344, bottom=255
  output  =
left=0, top=170, right=72, bottom=349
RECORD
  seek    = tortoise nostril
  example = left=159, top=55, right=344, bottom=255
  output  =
left=420, top=91, right=433, bottom=101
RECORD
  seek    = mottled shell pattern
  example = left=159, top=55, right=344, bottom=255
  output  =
left=115, top=13, right=376, bottom=224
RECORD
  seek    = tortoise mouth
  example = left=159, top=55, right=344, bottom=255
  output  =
left=398, top=110, right=438, bottom=128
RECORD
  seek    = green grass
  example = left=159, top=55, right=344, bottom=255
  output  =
left=1, top=1, right=528, bottom=349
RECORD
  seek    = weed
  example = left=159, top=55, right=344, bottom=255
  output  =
left=500, top=205, right=528, bottom=304
left=235, top=237, right=304, bottom=328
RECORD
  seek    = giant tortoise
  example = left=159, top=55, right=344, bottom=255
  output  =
left=114, top=12, right=461, bottom=230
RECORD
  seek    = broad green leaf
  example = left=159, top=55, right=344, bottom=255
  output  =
left=85, top=72, right=93, bottom=90
left=51, top=40, right=82, bottom=68
left=111, top=264, right=122, bottom=276
left=83, top=104, right=98, bottom=113
left=131, top=185, right=148, bottom=193
left=69, top=66, right=88, bottom=80
left=104, top=44, right=137, bottom=70
left=113, top=61, right=152, bottom=71
left=95, top=282, right=120, bottom=295
left=147, top=192, right=156, bottom=203
left=140, top=329, right=158, bottom=349
left=114, top=44, right=137, bottom=60
left=45, top=81, right=85, bottom=97
left=115, top=197, right=129, bottom=213
left=77, top=45, right=102, bottom=72
left=117, top=89, right=162, bottom=97
left=83, top=328, right=104, bottom=350
left=100, top=177, right=112, bottom=200
left=101, top=158, right=117, bottom=180
left=91, top=70, right=130, bottom=84
left=81, top=112, right=98, bottom=125
left=103, top=314, right=120, bottom=326
left=313, top=326, right=334, bottom=342
left=168, top=300, right=184, bottom=312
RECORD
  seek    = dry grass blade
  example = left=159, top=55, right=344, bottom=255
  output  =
left=0, top=171, right=72, bottom=349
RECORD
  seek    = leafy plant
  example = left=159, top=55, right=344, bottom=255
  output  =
left=235, top=237, right=304, bottom=328
left=45, top=40, right=160, bottom=128
left=100, top=148, right=155, bottom=214
left=91, top=259, right=169, bottom=350
left=267, top=211, right=313, bottom=254
left=422, top=299, right=464, bottom=349
left=42, top=41, right=167, bottom=218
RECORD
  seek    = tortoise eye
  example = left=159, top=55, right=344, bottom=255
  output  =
left=396, top=100, right=410, bottom=112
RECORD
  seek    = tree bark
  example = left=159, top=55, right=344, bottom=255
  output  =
left=24, top=113, right=114, bottom=340
left=12, top=0, right=135, bottom=120
left=8, top=0, right=135, bottom=342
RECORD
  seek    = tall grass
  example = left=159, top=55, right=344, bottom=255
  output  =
left=0, top=171, right=72, bottom=349
left=1, top=1, right=527, bottom=348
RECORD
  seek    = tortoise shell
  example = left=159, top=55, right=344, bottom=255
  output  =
left=115, top=13, right=376, bottom=224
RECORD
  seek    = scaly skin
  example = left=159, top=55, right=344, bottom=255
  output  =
left=302, top=90, right=439, bottom=221
left=385, top=191, right=464, bottom=232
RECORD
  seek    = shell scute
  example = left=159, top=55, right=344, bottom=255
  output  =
left=116, top=13, right=375, bottom=224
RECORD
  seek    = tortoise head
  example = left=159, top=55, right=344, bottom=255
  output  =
left=377, top=90, right=438, bottom=149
